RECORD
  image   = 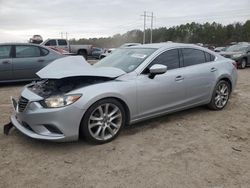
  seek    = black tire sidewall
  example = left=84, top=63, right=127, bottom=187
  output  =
left=80, top=98, right=126, bottom=144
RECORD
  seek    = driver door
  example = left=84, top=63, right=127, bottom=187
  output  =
left=136, top=49, right=187, bottom=119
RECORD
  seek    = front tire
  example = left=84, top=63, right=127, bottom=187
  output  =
left=239, top=59, right=247, bottom=69
left=208, top=80, right=231, bottom=110
left=80, top=98, right=126, bottom=144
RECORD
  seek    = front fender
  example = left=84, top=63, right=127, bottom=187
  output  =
left=70, top=80, right=137, bottom=121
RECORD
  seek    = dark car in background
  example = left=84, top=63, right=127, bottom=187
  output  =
left=91, top=47, right=105, bottom=59
left=220, top=43, right=250, bottom=69
left=0, top=43, right=63, bottom=83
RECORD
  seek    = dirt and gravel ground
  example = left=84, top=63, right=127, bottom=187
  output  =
left=0, top=68, right=250, bottom=188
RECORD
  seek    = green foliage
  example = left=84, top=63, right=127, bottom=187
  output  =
left=69, top=20, right=250, bottom=48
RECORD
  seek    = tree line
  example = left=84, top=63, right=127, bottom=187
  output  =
left=69, top=20, right=250, bottom=48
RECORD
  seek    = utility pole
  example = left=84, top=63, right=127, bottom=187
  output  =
left=60, top=32, right=63, bottom=39
left=141, top=11, right=154, bottom=44
left=150, top=12, right=153, bottom=43
left=65, top=32, right=68, bottom=40
left=143, top=11, right=146, bottom=44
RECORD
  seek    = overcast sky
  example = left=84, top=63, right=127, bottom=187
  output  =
left=0, top=0, right=250, bottom=42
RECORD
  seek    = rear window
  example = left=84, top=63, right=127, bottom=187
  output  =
left=204, top=52, right=215, bottom=62
left=16, top=45, right=41, bottom=58
left=40, top=47, right=49, bottom=56
left=182, top=48, right=205, bottom=67
left=58, top=39, right=67, bottom=46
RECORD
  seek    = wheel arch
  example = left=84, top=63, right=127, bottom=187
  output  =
left=218, top=77, right=232, bottom=93
left=77, top=49, right=87, bottom=54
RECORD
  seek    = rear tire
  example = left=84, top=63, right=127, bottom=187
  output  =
left=80, top=98, right=126, bottom=144
left=78, top=50, right=88, bottom=60
left=208, top=80, right=231, bottom=110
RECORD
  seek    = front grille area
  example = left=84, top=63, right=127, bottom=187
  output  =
left=18, top=97, right=29, bottom=112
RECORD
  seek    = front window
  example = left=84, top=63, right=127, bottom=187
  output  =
left=0, top=46, right=11, bottom=59
left=45, top=40, right=57, bottom=46
left=94, top=48, right=156, bottom=73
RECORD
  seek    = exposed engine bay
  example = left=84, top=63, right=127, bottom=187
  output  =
left=28, top=76, right=114, bottom=98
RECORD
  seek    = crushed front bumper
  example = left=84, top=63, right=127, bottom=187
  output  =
left=10, top=92, right=85, bottom=142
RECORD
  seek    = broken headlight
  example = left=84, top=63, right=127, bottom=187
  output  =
left=41, top=94, right=82, bottom=108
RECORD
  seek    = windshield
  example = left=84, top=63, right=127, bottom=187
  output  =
left=94, top=48, right=156, bottom=73
left=226, top=45, right=249, bottom=52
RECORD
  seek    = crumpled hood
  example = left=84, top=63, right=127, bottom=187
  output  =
left=37, top=56, right=126, bottom=79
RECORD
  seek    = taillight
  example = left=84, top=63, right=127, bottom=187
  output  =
left=232, top=61, right=237, bottom=69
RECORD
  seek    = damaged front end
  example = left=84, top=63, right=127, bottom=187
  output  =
left=4, top=76, right=114, bottom=136
left=28, top=76, right=114, bottom=98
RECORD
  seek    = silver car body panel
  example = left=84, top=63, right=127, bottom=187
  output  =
left=10, top=43, right=238, bottom=142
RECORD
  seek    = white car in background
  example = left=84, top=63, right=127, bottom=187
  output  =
left=100, top=43, right=141, bottom=59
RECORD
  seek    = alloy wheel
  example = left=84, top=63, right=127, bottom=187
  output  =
left=88, top=103, right=122, bottom=141
left=214, top=83, right=229, bottom=108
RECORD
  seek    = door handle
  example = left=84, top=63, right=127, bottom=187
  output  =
left=38, top=59, right=45, bottom=63
left=2, top=61, right=10, bottom=64
left=210, top=67, right=217, bottom=72
left=175, top=75, right=184, bottom=81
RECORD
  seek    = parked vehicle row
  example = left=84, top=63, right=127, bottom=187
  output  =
left=219, top=43, right=250, bottom=69
left=9, top=43, right=237, bottom=144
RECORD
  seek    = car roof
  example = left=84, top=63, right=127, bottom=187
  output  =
left=131, top=42, right=202, bottom=50
left=0, top=42, right=43, bottom=46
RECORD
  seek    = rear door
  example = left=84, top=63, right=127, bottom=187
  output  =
left=0, top=45, right=13, bottom=81
left=180, top=48, right=217, bottom=104
left=57, top=39, right=69, bottom=51
left=12, top=45, right=47, bottom=80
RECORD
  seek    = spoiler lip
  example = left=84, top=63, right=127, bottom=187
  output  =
left=36, top=56, right=126, bottom=79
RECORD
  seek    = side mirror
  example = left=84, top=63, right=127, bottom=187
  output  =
left=149, top=64, right=167, bottom=79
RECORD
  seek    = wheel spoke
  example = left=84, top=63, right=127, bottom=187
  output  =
left=110, top=113, right=121, bottom=122
left=90, top=115, right=103, bottom=121
left=98, top=106, right=104, bottom=118
left=108, top=107, right=119, bottom=117
left=94, top=126, right=102, bottom=137
left=110, top=122, right=118, bottom=128
left=101, top=127, right=106, bottom=139
left=89, top=122, right=102, bottom=129
left=104, top=104, right=109, bottom=115
left=107, top=126, right=114, bottom=136
left=221, top=84, right=227, bottom=93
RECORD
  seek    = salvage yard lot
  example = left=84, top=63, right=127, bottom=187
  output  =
left=0, top=68, right=250, bottom=188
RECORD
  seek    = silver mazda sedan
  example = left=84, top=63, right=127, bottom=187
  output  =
left=10, top=43, right=237, bottom=144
